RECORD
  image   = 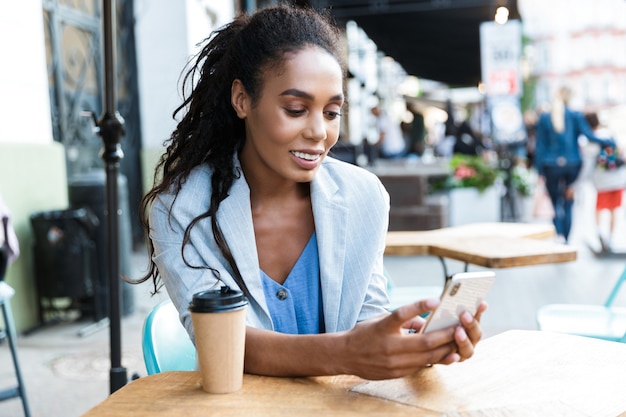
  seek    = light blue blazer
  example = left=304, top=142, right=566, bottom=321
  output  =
left=149, top=156, right=391, bottom=343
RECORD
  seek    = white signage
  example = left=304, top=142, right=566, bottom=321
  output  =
left=480, top=20, right=522, bottom=97
left=480, top=20, right=525, bottom=143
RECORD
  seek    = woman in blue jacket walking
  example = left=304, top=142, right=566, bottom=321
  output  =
left=534, top=86, right=614, bottom=243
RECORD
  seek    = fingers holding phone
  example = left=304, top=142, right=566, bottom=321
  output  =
left=351, top=272, right=494, bottom=377
left=453, top=309, right=482, bottom=361
left=420, top=271, right=495, bottom=334
left=460, top=300, right=488, bottom=345
left=419, top=271, right=494, bottom=361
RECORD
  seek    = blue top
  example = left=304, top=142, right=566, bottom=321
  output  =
left=534, top=108, right=613, bottom=175
left=261, top=232, right=324, bottom=334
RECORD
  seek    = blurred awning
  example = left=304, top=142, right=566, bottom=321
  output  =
left=300, top=0, right=521, bottom=87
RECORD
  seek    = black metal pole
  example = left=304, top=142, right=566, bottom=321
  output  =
left=98, top=0, right=127, bottom=394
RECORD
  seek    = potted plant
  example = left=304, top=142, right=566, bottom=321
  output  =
left=508, top=163, right=537, bottom=221
left=433, top=154, right=502, bottom=226
left=509, top=163, right=535, bottom=198
left=433, top=154, right=500, bottom=192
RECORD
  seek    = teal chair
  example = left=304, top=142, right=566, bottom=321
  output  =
left=142, top=299, right=197, bottom=374
left=536, top=266, right=626, bottom=343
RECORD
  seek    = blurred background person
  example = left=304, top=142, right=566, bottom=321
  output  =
left=534, top=86, right=615, bottom=243
left=371, top=103, right=406, bottom=159
left=453, top=120, right=486, bottom=156
left=402, top=102, right=426, bottom=157
left=585, top=112, right=626, bottom=251
left=523, top=109, right=538, bottom=169
left=434, top=111, right=457, bottom=157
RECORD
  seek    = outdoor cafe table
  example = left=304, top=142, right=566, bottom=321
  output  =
left=385, top=222, right=577, bottom=280
left=82, top=330, right=626, bottom=417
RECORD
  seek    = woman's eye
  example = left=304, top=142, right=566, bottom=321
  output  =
left=285, top=108, right=305, bottom=116
left=324, top=111, right=342, bottom=120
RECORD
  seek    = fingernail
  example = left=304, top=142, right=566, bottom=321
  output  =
left=457, top=327, right=467, bottom=341
left=425, top=299, right=439, bottom=309
left=461, top=311, right=472, bottom=323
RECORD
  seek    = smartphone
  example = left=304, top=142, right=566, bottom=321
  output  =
left=420, top=271, right=495, bottom=334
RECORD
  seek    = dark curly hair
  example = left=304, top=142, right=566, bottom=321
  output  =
left=136, top=5, right=346, bottom=296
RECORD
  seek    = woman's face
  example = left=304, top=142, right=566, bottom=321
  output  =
left=232, top=46, right=344, bottom=185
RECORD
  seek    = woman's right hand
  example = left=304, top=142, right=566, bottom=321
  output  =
left=337, top=299, right=485, bottom=380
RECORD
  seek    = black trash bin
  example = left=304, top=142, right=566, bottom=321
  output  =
left=30, top=208, right=100, bottom=322
left=68, top=170, right=135, bottom=318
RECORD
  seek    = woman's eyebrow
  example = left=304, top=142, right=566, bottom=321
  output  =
left=280, top=88, right=312, bottom=99
left=279, top=88, right=344, bottom=102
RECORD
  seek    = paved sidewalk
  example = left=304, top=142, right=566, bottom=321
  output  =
left=0, top=249, right=170, bottom=417
left=1, top=180, right=625, bottom=417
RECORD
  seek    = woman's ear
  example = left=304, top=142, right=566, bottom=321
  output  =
left=231, top=79, right=248, bottom=119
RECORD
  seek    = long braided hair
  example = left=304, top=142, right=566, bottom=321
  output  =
left=137, top=5, right=346, bottom=296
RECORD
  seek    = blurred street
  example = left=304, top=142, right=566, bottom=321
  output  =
left=1, top=179, right=626, bottom=417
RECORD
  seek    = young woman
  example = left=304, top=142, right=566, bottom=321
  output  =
left=534, top=86, right=615, bottom=243
left=138, top=5, right=486, bottom=380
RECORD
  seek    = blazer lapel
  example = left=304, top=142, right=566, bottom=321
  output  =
left=216, top=173, right=271, bottom=323
left=311, top=168, right=349, bottom=332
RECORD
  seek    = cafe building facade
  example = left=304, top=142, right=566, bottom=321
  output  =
left=0, top=0, right=236, bottom=331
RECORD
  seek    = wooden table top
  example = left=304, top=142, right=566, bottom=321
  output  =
left=385, top=222, right=577, bottom=267
left=82, top=330, right=626, bottom=417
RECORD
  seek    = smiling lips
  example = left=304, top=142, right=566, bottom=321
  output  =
left=291, top=151, right=321, bottom=161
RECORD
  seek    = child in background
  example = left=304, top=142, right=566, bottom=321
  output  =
left=586, top=113, right=625, bottom=251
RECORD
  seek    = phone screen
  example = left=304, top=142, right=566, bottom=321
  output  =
left=420, top=271, right=495, bottom=334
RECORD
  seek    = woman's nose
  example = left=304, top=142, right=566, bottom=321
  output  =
left=304, top=113, right=327, bottom=141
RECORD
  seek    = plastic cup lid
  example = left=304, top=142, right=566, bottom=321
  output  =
left=188, top=286, right=248, bottom=313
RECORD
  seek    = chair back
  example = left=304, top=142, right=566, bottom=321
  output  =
left=537, top=264, right=626, bottom=343
left=142, top=299, right=197, bottom=375
left=604, top=266, right=626, bottom=307
left=1, top=216, right=10, bottom=280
